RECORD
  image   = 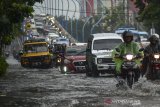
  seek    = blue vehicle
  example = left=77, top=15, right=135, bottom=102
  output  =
left=115, top=27, right=149, bottom=42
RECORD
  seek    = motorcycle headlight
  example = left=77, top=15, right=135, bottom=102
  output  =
left=126, top=54, right=133, bottom=60
left=154, top=54, right=160, bottom=59
left=97, top=58, right=103, bottom=64
left=63, top=66, right=67, bottom=72
left=57, top=58, right=61, bottom=62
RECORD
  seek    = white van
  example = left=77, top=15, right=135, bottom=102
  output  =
left=86, top=33, right=123, bottom=77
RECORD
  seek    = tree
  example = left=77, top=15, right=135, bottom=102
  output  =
left=103, top=2, right=125, bottom=32
left=0, top=0, right=44, bottom=56
left=135, top=0, right=160, bottom=34
left=0, top=0, right=44, bottom=76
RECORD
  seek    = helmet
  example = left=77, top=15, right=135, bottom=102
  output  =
left=148, top=35, right=159, bottom=45
left=122, top=31, right=133, bottom=43
left=152, top=33, right=159, bottom=39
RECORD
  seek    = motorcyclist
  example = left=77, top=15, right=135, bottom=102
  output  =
left=112, top=31, right=144, bottom=84
left=53, top=44, right=66, bottom=67
left=142, top=34, right=160, bottom=80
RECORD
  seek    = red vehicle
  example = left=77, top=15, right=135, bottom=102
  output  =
left=59, top=46, right=86, bottom=73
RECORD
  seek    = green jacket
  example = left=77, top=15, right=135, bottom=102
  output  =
left=112, top=42, right=144, bottom=74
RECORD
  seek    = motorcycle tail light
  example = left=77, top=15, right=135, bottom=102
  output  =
left=154, top=54, right=160, bottom=59
left=126, top=54, right=133, bottom=61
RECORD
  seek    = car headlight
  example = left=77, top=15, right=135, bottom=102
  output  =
left=154, top=54, right=160, bottom=59
left=126, top=54, right=133, bottom=61
left=97, top=58, right=103, bottom=64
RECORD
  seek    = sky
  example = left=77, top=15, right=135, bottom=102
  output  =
left=33, top=0, right=80, bottom=19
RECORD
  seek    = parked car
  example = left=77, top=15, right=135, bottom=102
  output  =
left=60, top=46, right=86, bottom=73
left=85, top=33, right=123, bottom=77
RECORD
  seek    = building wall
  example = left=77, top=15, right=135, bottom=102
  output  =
left=86, top=0, right=94, bottom=16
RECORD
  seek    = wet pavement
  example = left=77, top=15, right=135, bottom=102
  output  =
left=0, top=55, right=160, bottom=107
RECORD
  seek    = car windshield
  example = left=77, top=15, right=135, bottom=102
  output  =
left=24, top=44, right=48, bottom=53
left=58, top=39, right=68, bottom=41
left=75, top=50, right=86, bottom=55
left=66, top=49, right=78, bottom=56
left=93, top=39, right=122, bottom=50
left=66, top=46, right=86, bottom=56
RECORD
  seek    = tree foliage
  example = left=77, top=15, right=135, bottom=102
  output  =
left=0, top=0, right=44, bottom=76
left=135, top=0, right=160, bottom=34
left=103, top=3, right=125, bottom=32
left=0, top=0, right=44, bottom=56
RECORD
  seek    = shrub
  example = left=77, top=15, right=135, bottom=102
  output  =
left=0, top=57, right=8, bottom=76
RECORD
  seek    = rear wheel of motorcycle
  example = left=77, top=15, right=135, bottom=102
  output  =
left=152, top=69, right=160, bottom=80
left=85, top=65, right=92, bottom=77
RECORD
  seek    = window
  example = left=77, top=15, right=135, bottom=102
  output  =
left=93, top=39, right=122, bottom=50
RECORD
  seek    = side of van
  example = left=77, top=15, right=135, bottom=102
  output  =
left=85, top=33, right=123, bottom=77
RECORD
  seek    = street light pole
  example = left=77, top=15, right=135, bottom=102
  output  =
left=91, top=14, right=104, bottom=34
left=60, top=0, right=64, bottom=27
left=65, top=0, right=69, bottom=32
left=71, top=0, right=76, bottom=37
left=82, top=0, right=93, bottom=42
left=55, top=0, right=57, bottom=16
left=82, top=16, right=92, bottom=42
left=91, top=0, right=105, bottom=34
left=75, top=0, right=82, bottom=41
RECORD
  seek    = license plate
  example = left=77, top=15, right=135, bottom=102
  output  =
left=128, top=71, right=133, bottom=75
left=104, top=66, right=109, bottom=69
left=32, top=62, right=41, bottom=66
left=126, top=62, right=132, bottom=65
left=76, top=67, right=85, bottom=71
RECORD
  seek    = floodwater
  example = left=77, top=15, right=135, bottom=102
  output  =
left=0, top=55, right=160, bottom=107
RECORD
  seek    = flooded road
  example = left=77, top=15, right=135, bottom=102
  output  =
left=0, top=56, right=160, bottom=107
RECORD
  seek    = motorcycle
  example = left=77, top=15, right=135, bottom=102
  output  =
left=55, top=53, right=64, bottom=67
left=114, top=48, right=143, bottom=88
left=147, top=53, right=160, bottom=80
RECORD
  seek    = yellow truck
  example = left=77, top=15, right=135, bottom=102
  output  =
left=20, top=40, right=53, bottom=68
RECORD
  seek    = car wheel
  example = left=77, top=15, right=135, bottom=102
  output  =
left=85, top=65, right=92, bottom=77
left=49, top=60, right=54, bottom=68
left=92, top=65, right=99, bottom=77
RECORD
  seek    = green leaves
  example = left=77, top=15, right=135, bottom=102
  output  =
left=0, top=0, right=44, bottom=56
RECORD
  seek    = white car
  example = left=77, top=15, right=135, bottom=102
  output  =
left=55, top=37, right=70, bottom=46
left=85, top=33, right=123, bottom=77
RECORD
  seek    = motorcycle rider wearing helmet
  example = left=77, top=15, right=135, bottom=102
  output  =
left=142, top=34, right=160, bottom=80
left=112, top=31, right=144, bottom=83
